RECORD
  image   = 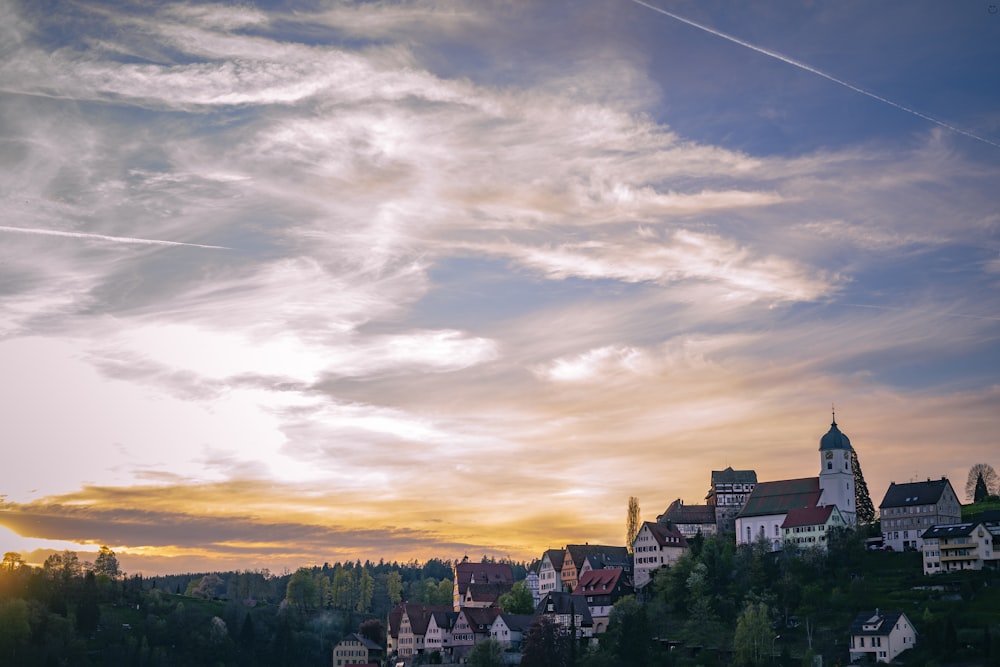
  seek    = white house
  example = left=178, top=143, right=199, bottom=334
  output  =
left=632, top=521, right=689, bottom=589
left=849, top=610, right=917, bottom=663
left=781, top=505, right=846, bottom=552
left=921, top=522, right=1000, bottom=575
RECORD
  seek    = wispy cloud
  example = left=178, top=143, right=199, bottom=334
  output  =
left=0, top=225, right=230, bottom=249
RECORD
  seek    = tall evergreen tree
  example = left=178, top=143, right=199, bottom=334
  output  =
left=974, top=472, right=989, bottom=503
left=851, top=448, right=876, bottom=525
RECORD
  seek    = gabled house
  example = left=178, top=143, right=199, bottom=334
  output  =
left=657, top=498, right=717, bottom=538
left=453, top=557, right=514, bottom=610
left=535, top=591, right=594, bottom=639
left=491, top=613, right=534, bottom=649
left=451, top=606, right=501, bottom=662
left=781, top=504, right=846, bottom=552
left=561, top=544, right=631, bottom=593
left=424, top=610, right=458, bottom=658
left=736, top=477, right=822, bottom=551
left=921, top=522, right=1000, bottom=574
left=571, top=567, right=632, bottom=634
left=848, top=610, right=917, bottom=663
left=391, top=602, right=452, bottom=660
left=332, top=633, right=383, bottom=667
left=880, top=478, right=962, bottom=552
left=538, top=549, right=566, bottom=595
left=633, top=521, right=689, bottom=589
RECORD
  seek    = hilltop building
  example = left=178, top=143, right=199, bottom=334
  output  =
left=735, top=417, right=858, bottom=550
left=707, top=467, right=757, bottom=534
left=920, top=521, right=1000, bottom=574
left=879, top=478, right=961, bottom=552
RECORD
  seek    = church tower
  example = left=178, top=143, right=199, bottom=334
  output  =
left=818, top=413, right=856, bottom=527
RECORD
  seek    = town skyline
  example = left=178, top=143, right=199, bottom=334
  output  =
left=2, top=0, right=999, bottom=576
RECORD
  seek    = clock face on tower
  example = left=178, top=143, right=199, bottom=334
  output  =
left=825, top=451, right=834, bottom=459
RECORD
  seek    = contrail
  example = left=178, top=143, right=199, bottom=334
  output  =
left=629, top=0, right=1000, bottom=150
left=0, top=225, right=230, bottom=250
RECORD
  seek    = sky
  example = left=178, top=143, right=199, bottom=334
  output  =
left=1, top=0, right=999, bottom=577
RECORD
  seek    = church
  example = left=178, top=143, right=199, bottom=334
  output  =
left=735, top=417, right=857, bottom=551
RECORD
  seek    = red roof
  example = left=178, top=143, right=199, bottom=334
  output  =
left=572, top=567, right=625, bottom=595
left=781, top=505, right=836, bottom=529
left=455, top=561, right=514, bottom=595
left=641, top=521, right=690, bottom=548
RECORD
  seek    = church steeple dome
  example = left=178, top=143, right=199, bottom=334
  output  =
left=819, top=408, right=852, bottom=451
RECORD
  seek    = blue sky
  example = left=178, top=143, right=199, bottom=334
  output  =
left=1, top=0, right=998, bottom=574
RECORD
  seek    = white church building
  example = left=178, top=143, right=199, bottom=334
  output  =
left=735, top=417, right=857, bottom=550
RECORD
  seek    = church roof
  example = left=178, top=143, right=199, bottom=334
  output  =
left=737, top=477, right=820, bottom=518
left=819, top=420, right=852, bottom=451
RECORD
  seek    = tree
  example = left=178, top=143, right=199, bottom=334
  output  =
left=852, top=448, right=876, bottom=525
left=359, top=618, right=385, bottom=645
left=626, top=496, right=641, bottom=553
left=521, top=616, right=571, bottom=667
left=733, top=601, right=772, bottom=666
left=975, top=472, right=990, bottom=503
left=966, top=463, right=999, bottom=501
left=467, top=637, right=504, bottom=667
left=285, top=568, right=319, bottom=609
left=94, top=545, right=121, bottom=579
left=387, top=571, right=403, bottom=606
left=1, top=552, right=23, bottom=572
left=601, top=596, right=651, bottom=666
left=498, top=580, right=535, bottom=614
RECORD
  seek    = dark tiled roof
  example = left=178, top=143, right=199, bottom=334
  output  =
left=543, top=549, right=566, bottom=571
left=640, top=521, right=690, bottom=548
left=879, top=479, right=953, bottom=509
left=849, top=610, right=911, bottom=636
left=460, top=607, right=501, bottom=631
left=339, top=633, right=383, bottom=651
left=782, top=505, right=836, bottom=529
left=429, top=611, right=458, bottom=630
left=466, top=582, right=511, bottom=605
left=565, top=545, right=629, bottom=570
left=455, top=561, right=514, bottom=595
left=497, top=613, right=535, bottom=633
left=658, top=499, right=716, bottom=524
left=737, top=477, right=820, bottom=518
left=535, top=592, right=594, bottom=626
left=711, top=467, right=757, bottom=484
left=920, top=522, right=979, bottom=539
left=406, top=604, right=453, bottom=635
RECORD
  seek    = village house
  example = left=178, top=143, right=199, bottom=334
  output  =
left=632, top=521, right=689, bottom=589
left=423, top=609, right=457, bottom=658
left=657, top=498, right=717, bottom=538
left=781, top=504, right=846, bottom=552
left=332, top=633, right=383, bottom=667
left=535, top=591, right=594, bottom=639
left=537, top=549, right=566, bottom=595
left=848, top=609, right=917, bottom=663
left=490, top=613, right=534, bottom=650
left=572, top=567, right=633, bottom=634
left=921, top=521, right=1000, bottom=574
left=451, top=606, right=501, bottom=662
left=880, top=478, right=962, bottom=552
left=452, top=557, right=514, bottom=610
